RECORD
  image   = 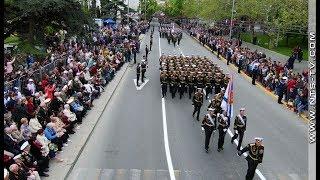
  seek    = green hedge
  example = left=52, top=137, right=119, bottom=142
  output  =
left=240, top=32, right=308, bottom=60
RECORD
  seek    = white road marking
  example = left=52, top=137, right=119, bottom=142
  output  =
left=227, top=129, right=266, bottom=180
left=133, top=79, right=149, bottom=90
left=159, top=31, right=176, bottom=180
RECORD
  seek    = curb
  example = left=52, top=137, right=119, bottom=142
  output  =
left=190, top=35, right=309, bottom=123
left=63, top=63, right=130, bottom=180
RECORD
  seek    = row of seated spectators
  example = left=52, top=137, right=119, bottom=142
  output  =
left=3, top=20, right=149, bottom=179
left=183, top=22, right=308, bottom=116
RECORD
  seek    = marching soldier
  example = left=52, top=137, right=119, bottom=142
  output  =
left=202, top=108, right=217, bottom=153
left=160, top=72, right=168, bottom=97
left=208, top=88, right=224, bottom=112
left=178, top=72, right=186, bottom=99
left=170, top=72, right=178, bottom=99
left=231, top=108, right=247, bottom=150
left=204, top=75, right=212, bottom=99
left=237, top=137, right=264, bottom=180
left=217, top=110, right=229, bottom=152
left=178, top=32, right=182, bottom=45
left=141, top=59, right=147, bottom=83
left=187, top=73, right=195, bottom=99
left=167, top=31, right=171, bottom=44
left=145, top=45, right=149, bottom=60
left=214, top=73, right=222, bottom=94
left=136, top=63, right=141, bottom=86
left=150, top=36, right=153, bottom=51
left=172, top=35, right=177, bottom=47
left=196, top=73, right=204, bottom=89
left=192, top=88, right=204, bottom=121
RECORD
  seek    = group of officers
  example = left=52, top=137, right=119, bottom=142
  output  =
left=159, top=23, right=183, bottom=47
left=159, top=54, right=264, bottom=180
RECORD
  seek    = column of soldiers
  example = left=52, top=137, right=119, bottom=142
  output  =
left=159, top=54, right=264, bottom=180
left=159, top=24, right=182, bottom=47
left=159, top=54, right=224, bottom=101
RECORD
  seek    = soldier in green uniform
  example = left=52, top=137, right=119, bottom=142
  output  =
left=237, top=137, right=264, bottom=180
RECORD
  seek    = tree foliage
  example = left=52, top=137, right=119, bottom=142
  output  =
left=139, top=0, right=160, bottom=19
left=4, top=0, right=93, bottom=46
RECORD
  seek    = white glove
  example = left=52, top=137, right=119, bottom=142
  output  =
left=234, top=130, right=238, bottom=134
left=223, top=129, right=227, bottom=132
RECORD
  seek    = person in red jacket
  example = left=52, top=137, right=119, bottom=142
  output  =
left=44, top=82, right=55, bottom=100
left=25, top=96, right=35, bottom=118
left=41, top=74, right=49, bottom=91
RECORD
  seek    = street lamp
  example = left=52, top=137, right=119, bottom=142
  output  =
left=229, top=0, right=236, bottom=39
left=144, top=0, right=147, bottom=20
left=127, top=0, right=130, bottom=24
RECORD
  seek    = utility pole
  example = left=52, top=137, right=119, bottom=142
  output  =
left=229, top=0, right=235, bottom=39
left=127, top=0, right=130, bottom=24
left=144, top=0, right=147, bottom=20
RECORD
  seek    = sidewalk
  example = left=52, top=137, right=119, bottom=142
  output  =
left=44, top=33, right=148, bottom=180
left=239, top=40, right=308, bottom=73
left=43, top=63, right=129, bottom=180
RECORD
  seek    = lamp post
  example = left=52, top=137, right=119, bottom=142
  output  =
left=229, top=0, right=235, bottom=39
left=127, top=0, right=130, bottom=24
left=144, top=0, right=147, bottom=20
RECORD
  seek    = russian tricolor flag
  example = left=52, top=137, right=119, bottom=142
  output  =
left=221, top=75, right=234, bottom=118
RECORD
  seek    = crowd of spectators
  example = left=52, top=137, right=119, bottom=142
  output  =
left=182, top=21, right=308, bottom=116
left=4, top=19, right=149, bottom=179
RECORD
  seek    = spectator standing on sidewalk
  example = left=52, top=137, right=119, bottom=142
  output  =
left=276, top=77, right=286, bottom=104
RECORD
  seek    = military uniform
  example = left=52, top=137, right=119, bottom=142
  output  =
left=192, top=89, right=204, bottom=121
left=202, top=108, right=217, bottom=153
left=187, top=75, right=195, bottom=99
left=177, top=73, right=184, bottom=96
left=217, top=112, right=229, bottom=151
left=204, top=75, right=212, bottom=99
left=170, top=73, right=178, bottom=99
left=231, top=108, right=247, bottom=150
left=136, top=64, right=141, bottom=86
left=160, top=73, right=168, bottom=97
left=238, top=138, right=264, bottom=180
left=141, top=60, right=147, bottom=83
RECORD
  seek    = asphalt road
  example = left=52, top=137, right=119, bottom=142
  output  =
left=68, top=22, right=308, bottom=180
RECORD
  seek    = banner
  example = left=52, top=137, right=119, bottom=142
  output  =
left=221, top=75, right=234, bottom=118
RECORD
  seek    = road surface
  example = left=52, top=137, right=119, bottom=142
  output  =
left=67, top=21, right=308, bottom=180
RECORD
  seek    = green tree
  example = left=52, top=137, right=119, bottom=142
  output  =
left=139, top=0, right=160, bottom=19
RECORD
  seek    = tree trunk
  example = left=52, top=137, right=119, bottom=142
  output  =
left=28, top=18, right=35, bottom=43
left=275, top=30, right=279, bottom=47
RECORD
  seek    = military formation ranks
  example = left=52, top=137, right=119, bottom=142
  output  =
left=159, top=54, right=228, bottom=100
left=159, top=23, right=183, bottom=46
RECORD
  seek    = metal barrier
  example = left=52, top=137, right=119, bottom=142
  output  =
left=4, top=55, right=67, bottom=92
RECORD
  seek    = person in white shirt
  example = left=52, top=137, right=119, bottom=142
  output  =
left=5, top=57, right=15, bottom=74
left=27, top=79, right=36, bottom=96
left=63, top=104, right=77, bottom=124
left=28, top=114, right=43, bottom=134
